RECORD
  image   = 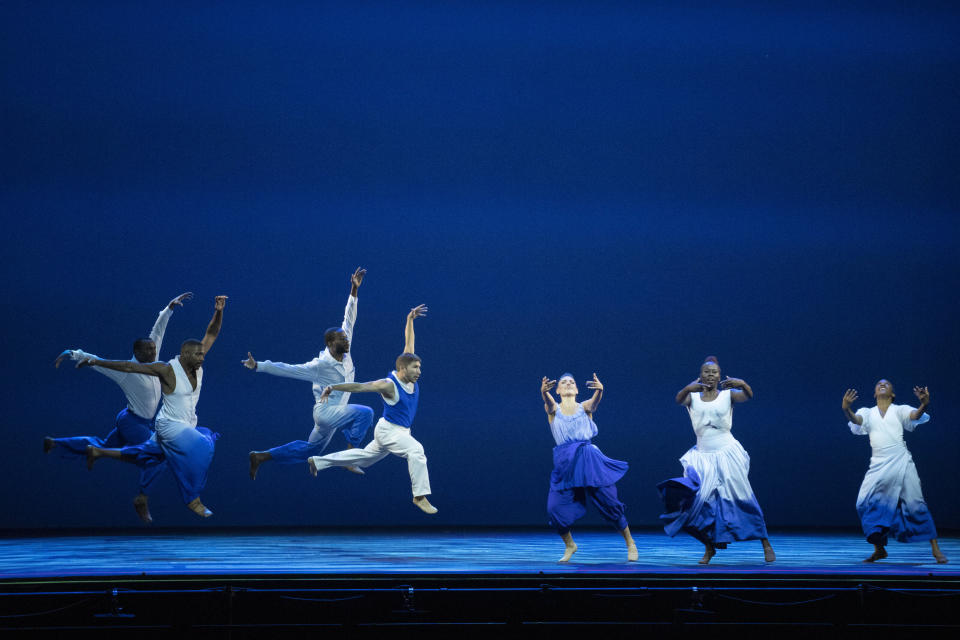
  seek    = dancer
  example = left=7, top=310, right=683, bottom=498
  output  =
left=82, top=295, right=227, bottom=518
left=47, top=291, right=193, bottom=523
left=307, top=305, right=436, bottom=515
left=541, top=373, right=638, bottom=563
left=842, top=381, right=947, bottom=563
left=658, top=356, right=775, bottom=564
left=244, top=268, right=372, bottom=479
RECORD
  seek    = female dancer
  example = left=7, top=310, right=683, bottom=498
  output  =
left=658, top=357, right=774, bottom=564
left=541, top=373, right=637, bottom=563
left=843, top=381, right=947, bottom=563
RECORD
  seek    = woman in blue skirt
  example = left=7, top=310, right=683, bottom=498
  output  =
left=541, top=373, right=637, bottom=563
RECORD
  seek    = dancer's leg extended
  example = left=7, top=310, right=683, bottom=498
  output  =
left=309, top=438, right=389, bottom=476
left=251, top=405, right=373, bottom=478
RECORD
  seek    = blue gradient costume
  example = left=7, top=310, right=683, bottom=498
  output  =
left=850, top=404, right=937, bottom=545
left=122, top=356, right=219, bottom=504
left=547, top=403, right=629, bottom=534
left=658, top=389, right=768, bottom=543
left=254, top=293, right=373, bottom=462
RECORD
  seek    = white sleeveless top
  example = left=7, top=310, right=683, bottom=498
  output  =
left=156, top=356, right=202, bottom=427
left=687, top=389, right=735, bottom=452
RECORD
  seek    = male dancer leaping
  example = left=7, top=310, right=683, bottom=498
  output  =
left=82, top=295, right=227, bottom=518
left=47, top=292, right=193, bottom=523
left=244, top=268, right=372, bottom=479
left=308, top=304, right=436, bottom=515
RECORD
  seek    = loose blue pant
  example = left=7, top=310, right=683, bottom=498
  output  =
left=123, top=426, right=219, bottom=504
left=548, top=484, right=628, bottom=534
left=53, top=408, right=167, bottom=494
left=267, top=404, right=374, bottom=463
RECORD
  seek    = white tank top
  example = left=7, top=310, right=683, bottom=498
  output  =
left=688, top=389, right=735, bottom=452
left=157, top=356, right=202, bottom=427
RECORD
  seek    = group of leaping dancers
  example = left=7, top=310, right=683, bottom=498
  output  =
left=46, top=268, right=948, bottom=565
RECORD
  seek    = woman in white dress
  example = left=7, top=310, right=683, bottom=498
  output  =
left=842, top=380, right=947, bottom=563
left=658, top=356, right=775, bottom=564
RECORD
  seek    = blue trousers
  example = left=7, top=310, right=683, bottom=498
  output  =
left=122, top=425, right=219, bottom=504
left=53, top=408, right=167, bottom=494
left=548, top=484, right=628, bottom=534
left=268, top=404, right=374, bottom=463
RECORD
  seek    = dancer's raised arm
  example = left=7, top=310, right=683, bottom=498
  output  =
left=720, top=376, right=753, bottom=403
left=200, top=295, right=228, bottom=354
left=404, top=304, right=427, bottom=354
left=842, top=389, right=862, bottom=425
left=541, top=377, right=557, bottom=416
left=676, top=379, right=709, bottom=406
left=910, top=386, right=930, bottom=421
left=581, top=373, right=604, bottom=414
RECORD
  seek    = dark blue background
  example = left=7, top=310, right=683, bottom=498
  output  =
left=3, top=1, right=958, bottom=530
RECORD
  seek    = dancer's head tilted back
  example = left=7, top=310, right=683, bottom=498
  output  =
left=557, top=373, right=578, bottom=398
left=873, top=379, right=895, bottom=401
left=395, top=353, right=422, bottom=383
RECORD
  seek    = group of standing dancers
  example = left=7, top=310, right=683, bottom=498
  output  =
left=46, top=269, right=948, bottom=565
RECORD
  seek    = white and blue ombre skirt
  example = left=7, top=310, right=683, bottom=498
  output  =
left=857, top=442, right=937, bottom=544
left=658, top=434, right=768, bottom=543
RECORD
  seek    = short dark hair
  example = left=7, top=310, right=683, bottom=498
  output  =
left=396, top=353, right=421, bottom=370
left=181, top=339, right=203, bottom=353
left=324, top=327, right=344, bottom=346
left=702, top=355, right=720, bottom=368
left=133, top=338, right=155, bottom=359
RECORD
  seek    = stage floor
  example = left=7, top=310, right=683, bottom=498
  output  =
left=1, top=528, right=956, bottom=580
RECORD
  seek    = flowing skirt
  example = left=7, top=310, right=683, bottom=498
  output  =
left=658, top=437, right=768, bottom=543
left=857, top=443, right=937, bottom=544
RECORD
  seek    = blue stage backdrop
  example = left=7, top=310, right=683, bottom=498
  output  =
left=2, top=2, right=958, bottom=529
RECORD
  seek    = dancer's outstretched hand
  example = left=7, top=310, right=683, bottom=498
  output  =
left=214, top=295, right=228, bottom=310
left=242, top=352, right=257, bottom=370
left=719, top=376, right=746, bottom=390
left=319, top=385, right=333, bottom=403
left=351, top=267, right=366, bottom=289
left=541, top=377, right=556, bottom=393
left=586, top=373, right=603, bottom=391
left=913, top=386, right=930, bottom=405
left=408, top=304, right=428, bottom=320
left=842, top=389, right=859, bottom=409
left=684, top=378, right=710, bottom=393
left=168, top=292, right=194, bottom=310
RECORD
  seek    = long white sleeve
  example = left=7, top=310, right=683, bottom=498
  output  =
left=341, top=294, right=358, bottom=342
left=149, top=306, right=173, bottom=356
left=256, top=359, right=322, bottom=382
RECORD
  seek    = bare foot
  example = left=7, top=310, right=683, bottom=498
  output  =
left=559, top=542, right=578, bottom=563
left=133, top=494, right=153, bottom=524
left=344, top=465, right=365, bottom=475
left=864, top=546, right=888, bottom=562
left=698, top=545, right=716, bottom=565
left=308, top=457, right=319, bottom=477
left=249, top=451, right=269, bottom=480
left=763, top=545, right=776, bottom=563
left=187, top=497, right=212, bottom=518
left=627, top=542, right=638, bottom=562
left=413, top=496, right=438, bottom=514
left=85, top=445, right=100, bottom=471
left=933, top=550, right=949, bottom=564
left=43, top=437, right=55, bottom=454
